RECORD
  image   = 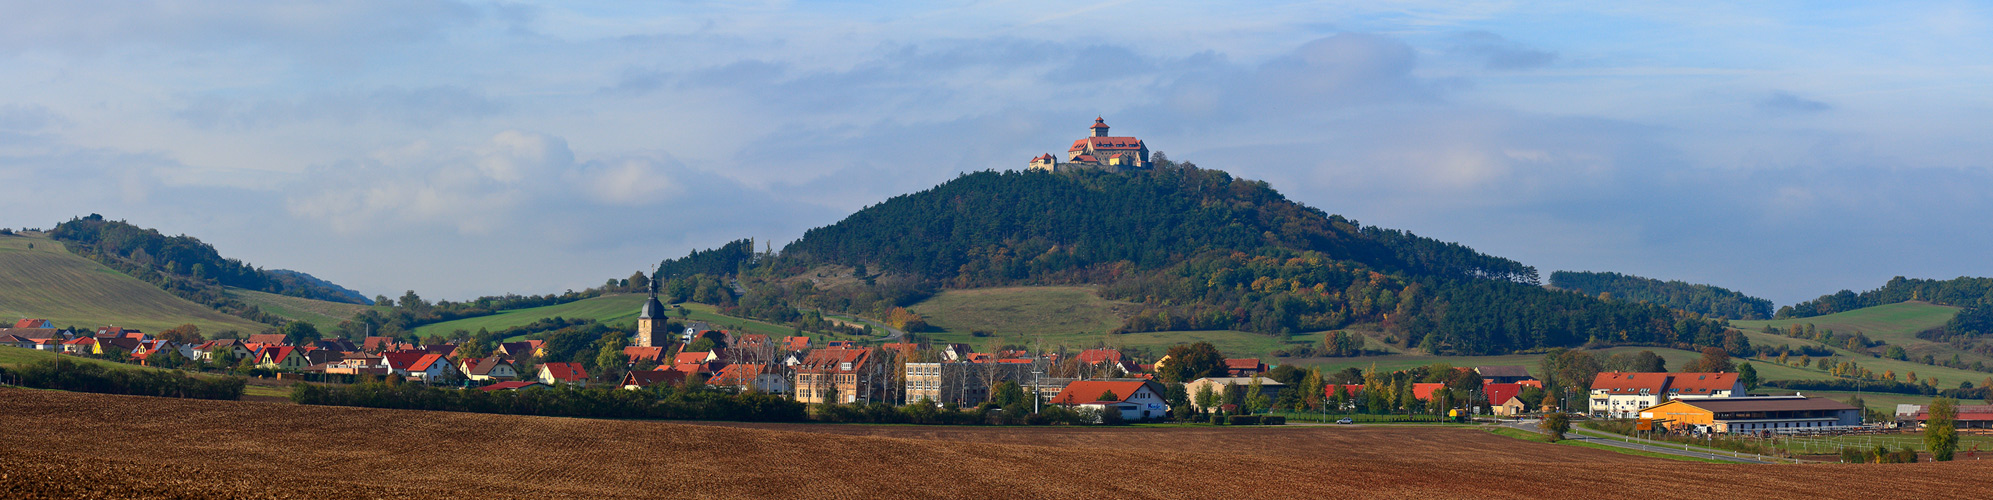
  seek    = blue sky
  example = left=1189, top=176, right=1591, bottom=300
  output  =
left=2, top=1, right=1990, bottom=305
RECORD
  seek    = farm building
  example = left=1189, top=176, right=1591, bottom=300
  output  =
left=1638, top=396, right=1860, bottom=434
left=1484, top=383, right=1527, bottom=416
left=538, top=362, right=589, bottom=386
left=1589, top=372, right=1745, bottom=418
left=1899, top=404, right=1993, bottom=429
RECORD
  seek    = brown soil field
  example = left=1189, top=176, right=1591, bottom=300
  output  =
left=3, top=389, right=1990, bottom=500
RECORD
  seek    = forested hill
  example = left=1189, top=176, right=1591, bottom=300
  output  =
left=783, top=166, right=1537, bottom=286
left=1780, top=276, right=1993, bottom=319
left=729, top=164, right=1735, bottom=356
left=1550, top=271, right=1772, bottom=320
left=49, top=215, right=367, bottom=306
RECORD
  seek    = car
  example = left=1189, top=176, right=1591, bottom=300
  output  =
left=1335, top=418, right=1354, bottom=424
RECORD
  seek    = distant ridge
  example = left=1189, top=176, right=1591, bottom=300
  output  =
left=1550, top=271, right=1772, bottom=320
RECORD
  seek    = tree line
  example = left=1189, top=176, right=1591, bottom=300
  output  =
left=50, top=214, right=367, bottom=304
left=0, top=357, right=246, bottom=400
left=1550, top=270, right=1773, bottom=320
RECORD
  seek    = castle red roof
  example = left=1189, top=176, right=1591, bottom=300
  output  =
left=1091, top=117, right=1109, bottom=129
left=1069, top=136, right=1146, bottom=151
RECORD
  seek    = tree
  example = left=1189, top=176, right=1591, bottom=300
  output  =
left=279, top=321, right=320, bottom=346
left=1682, top=347, right=1734, bottom=373
left=990, top=381, right=1028, bottom=408
left=1243, top=377, right=1268, bottom=414
left=1157, top=341, right=1226, bottom=384
left=1097, top=390, right=1120, bottom=402
left=1737, top=362, right=1759, bottom=390
left=1542, top=412, right=1570, bottom=441
left=1926, top=397, right=1960, bottom=461
left=594, top=334, right=629, bottom=378
left=156, top=324, right=203, bottom=344
left=1194, top=382, right=1219, bottom=414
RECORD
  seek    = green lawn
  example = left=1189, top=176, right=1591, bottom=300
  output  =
left=909, top=286, right=1131, bottom=337
left=0, top=234, right=269, bottom=334
left=1778, top=432, right=1993, bottom=455
left=226, top=287, right=379, bottom=332
left=1483, top=426, right=1733, bottom=463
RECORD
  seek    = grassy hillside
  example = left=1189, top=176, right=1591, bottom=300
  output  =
left=909, top=287, right=1134, bottom=337
left=1733, top=301, right=1960, bottom=342
left=226, top=287, right=378, bottom=332
left=0, top=234, right=268, bottom=335
left=412, top=294, right=649, bottom=339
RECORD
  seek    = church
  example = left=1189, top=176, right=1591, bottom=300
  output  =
left=1027, top=117, right=1152, bottom=172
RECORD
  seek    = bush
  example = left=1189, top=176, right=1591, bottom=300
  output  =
left=1, top=358, right=244, bottom=400
left=1210, top=414, right=1224, bottom=425
left=1228, top=415, right=1263, bottom=425
left=1262, top=416, right=1286, bottom=425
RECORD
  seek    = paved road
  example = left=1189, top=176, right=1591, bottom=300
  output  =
left=1497, top=419, right=1775, bottom=464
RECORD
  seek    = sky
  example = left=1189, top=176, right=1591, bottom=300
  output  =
left=3, top=1, right=1992, bottom=306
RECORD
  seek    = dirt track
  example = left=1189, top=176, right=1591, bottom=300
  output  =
left=2, top=389, right=1989, bottom=499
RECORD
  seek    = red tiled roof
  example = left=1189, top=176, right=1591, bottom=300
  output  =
left=1666, top=373, right=1739, bottom=395
left=1411, top=383, right=1446, bottom=401
left=1590, top=372, right=1671, bottom=395
left=711, top=363, right=768, bottom=386
left=624, top=346, right=666, bottom=363
left=1484, top=383, right=1524, bottom=406
left=1091, top=117, right=1109, bottom=129
left=540, top=362, right=588, bottom=382
left=1068, top=136, right=1146, bottom=151
left=409, top=353, right=448, bottom=372
left=1325, top=384, right=1365, bottom=398
left=13, top=319, right=51, bottom=329
left=1050, top=380, right=1155, bottom=405
left=464, top=356, right=512, bottom=376
left=674, top=351, right=710, bottom=365
left=797, top=348, right=871, bottom=373
left=1224, top=358, right=1263, bottom=370
left=380, top=351, right=428, bottom=370
left=363, top=336, right=395, bottom=352
left=781, top=336, right=810, bottom=351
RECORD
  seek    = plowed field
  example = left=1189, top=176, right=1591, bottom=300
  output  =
left=2, top=389, right=1989, bottom=499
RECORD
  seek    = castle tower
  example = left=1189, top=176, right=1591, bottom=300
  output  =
left=1090, top=116, right=1110, bottom=137
left=636, top=276, right=669, bottom=348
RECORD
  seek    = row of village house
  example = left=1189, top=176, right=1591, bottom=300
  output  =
left=11, top=317, right=1959, bottom=430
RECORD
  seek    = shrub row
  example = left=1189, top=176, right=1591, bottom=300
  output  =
left=0, top=358, right=244, bottom=400
left=290, top=381, right=807, bottom=422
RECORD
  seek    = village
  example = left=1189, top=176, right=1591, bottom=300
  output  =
left=4, top=290, right=1986, bottom=458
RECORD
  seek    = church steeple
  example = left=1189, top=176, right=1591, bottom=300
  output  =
left=637, top=269, right=668, bottom=347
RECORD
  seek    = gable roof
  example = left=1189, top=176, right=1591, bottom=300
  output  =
left=464, top=356, right=513, bottom=376
left=3, top=328, right=61, bottom=339
left=1326, top=384, right=1365, bottom=398
left=1411, top=383, right=1447, bottom=401
left=711, top=363, right=770, bottom=386
left=1076, top=348, right=1124, bottom=365
left=1069, top=136, right=1147, bottom=151
left=409, top=353, right=449, bottom=372
left=781, top=336, right=810, bottom=351
left=674, top=351, right=711, bottom=365
left=797, top=348, right=871, bottom=373
left=1050, top=380, right=1159, bottom=405
left=1590, top=372, right=1672, bottom=395
left=1223, top=358, right=1265, bottom=372
left=13, top=319, right=52, bottom=329
left=1666, top=373, right=1740, bottom=395
left=624, top=346, right=667, bottom=363
left=363, top=336, right=396, bottom=352
left=1483, top=383, right=1524, bottom=407
left=1662, top=396, right=1858, bottom=413
left=380, top=351, right=429, bottom=370
left=540, top=362, right=588, bottom=382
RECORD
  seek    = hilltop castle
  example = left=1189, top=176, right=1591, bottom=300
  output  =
left=1027, top=117, right=1152, bottom=172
